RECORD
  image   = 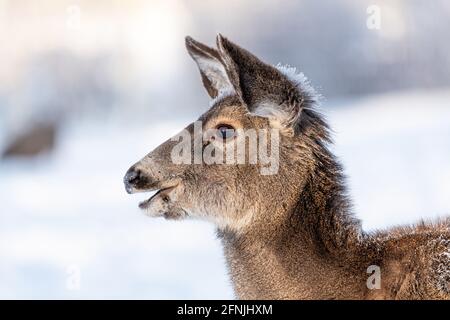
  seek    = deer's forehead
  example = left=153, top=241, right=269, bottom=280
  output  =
left=200, top=98, right=249, bottom=125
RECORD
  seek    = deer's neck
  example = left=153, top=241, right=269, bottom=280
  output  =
left=219, top=151, right=369, bottom=299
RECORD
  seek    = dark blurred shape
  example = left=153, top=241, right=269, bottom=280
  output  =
left=2, top=123, right=57, bottom=159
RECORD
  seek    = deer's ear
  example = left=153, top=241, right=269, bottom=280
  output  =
left=185, top=36, right=235, bottom=99
left=216, top=34, right=314, bottom=130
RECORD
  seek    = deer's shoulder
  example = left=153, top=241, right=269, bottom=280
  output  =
left=371, top=219, right=450, bottom=299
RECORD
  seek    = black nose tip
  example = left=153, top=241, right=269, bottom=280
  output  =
left=124, top=167, right=142, bottom=194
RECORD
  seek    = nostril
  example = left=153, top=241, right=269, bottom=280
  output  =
left=124, top=167, right=142, bottom=192
left=127, top=169, right=140, bottom=184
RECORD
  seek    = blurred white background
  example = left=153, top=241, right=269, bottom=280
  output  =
left=0, top=0, right=449, bottom=299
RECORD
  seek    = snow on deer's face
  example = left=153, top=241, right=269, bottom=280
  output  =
left=124, top=35, right=322, bottom=232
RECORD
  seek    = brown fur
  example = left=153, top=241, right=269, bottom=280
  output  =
left=124, top=35, right=450, bottom=300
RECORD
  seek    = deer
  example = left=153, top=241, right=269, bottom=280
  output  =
left=123, top=35, right=450, bottom=300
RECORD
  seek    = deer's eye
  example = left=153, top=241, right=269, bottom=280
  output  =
left=216, top=124, right=235, bottom=140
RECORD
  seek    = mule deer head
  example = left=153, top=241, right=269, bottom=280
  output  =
left=123, top=34, right=325, bottom=233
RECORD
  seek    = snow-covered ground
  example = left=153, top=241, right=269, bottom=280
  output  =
left=1, top=89, right=450, bottom=299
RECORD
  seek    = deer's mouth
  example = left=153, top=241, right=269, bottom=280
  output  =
left=138, top=185, right=178, bottom=210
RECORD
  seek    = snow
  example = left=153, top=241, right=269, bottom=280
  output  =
left=1, top=89, right=450, bottom=299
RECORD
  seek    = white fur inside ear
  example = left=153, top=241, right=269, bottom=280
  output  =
left=194, top=55, right=235, bottom=97
left=209, top=88, right=236, bottom=107
left=252, top=102, right=290, bottom=121
left=252, top=102, right=295, bottom=135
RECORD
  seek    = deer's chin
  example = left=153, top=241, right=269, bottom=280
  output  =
left=143, top=207, right=186, bottom=220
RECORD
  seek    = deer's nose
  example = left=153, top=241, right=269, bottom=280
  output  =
left=124, top=166, right=147, bottom=194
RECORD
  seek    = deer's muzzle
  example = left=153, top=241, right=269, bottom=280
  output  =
left=124, top=162, right=181, bottom=195
left=123, top=166, right=150, bottom=194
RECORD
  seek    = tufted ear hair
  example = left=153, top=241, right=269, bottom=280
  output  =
left=185, top=36, right=235, bottom=99
left=216, top=34, right=318, bottom=131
